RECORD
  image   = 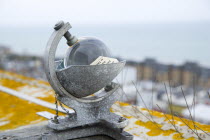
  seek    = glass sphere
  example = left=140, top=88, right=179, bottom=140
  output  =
left=64, top=37, right=111, bottom=66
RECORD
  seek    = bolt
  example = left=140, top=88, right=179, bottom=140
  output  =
left=54, top=21, right=64, bottom=30
left=52, top=116, right=59, bottom=124
left=64, top=32, right=78, bottom=46
left=118, top=117, right=126, bottom=123
left=118, top=117, right=126, bottom=133
left=105, top=83, right=114, bottom=92
left=54, top=20, right=78, bottom=46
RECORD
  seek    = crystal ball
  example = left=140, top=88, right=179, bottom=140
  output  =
left=64, top=37, right=111, bottom=66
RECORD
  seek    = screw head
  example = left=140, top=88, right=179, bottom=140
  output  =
left=54, top=21, right=64, bottom=30
left=105, top=83, right=114, bottom=92
left=118, top=117, right=126, bottom=122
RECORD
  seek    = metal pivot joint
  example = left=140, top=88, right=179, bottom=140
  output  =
left=54, top=20, right=78, bottom=46
left=44, top=20, right=133, bottom=140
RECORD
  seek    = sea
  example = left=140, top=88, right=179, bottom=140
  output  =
left=0, top=22, right=210, bottom=67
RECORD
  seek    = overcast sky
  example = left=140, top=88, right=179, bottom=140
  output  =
left=0, top=0, right=210, bottom=26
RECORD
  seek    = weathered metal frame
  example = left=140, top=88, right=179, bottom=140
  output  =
left=44, top=21, right=133, bottom=140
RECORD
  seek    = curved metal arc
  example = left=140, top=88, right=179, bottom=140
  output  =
left=44, top=23, right=73, bottom=98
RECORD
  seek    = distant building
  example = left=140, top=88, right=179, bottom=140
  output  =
left=156, top=64, right=169, bottom=83
left=0, top=46, right=12, bottom=69
left=181, top=62, right=200, bottom=87
left=0, top=46, right=11, bottom=55
left=199, top=68, right=210, bottom=88
left=135, top=58, right=210, bottom=88
left=137, top=58, right=157, bottom=81
left=168, top=65, right=182, bottom=86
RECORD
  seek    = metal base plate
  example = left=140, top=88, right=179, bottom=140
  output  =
left=46, top=84, right=133, bottom=140
left=45, top=119, right=133, bottom=140
left=48, top=113, right=128, bottom=131
left=0, top=122, right=133, bottom=140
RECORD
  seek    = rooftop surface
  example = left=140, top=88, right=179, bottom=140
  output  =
left=0, top=70, right=210, bottom=140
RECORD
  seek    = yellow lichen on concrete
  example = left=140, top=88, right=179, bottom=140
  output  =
left=172, top=133, right=184, bottom=140
left=0, top=78, right=26, bottom=89
left=0, top=91, right=56, bottom=131
left=135, top=120, right=178, bottom=137
left=115, top=101, right=210, bottom=140
left=186, top=138, right=196, bottom=140
left=117, top=101, right=130, bottom=107
left=135, top=120, right=163, bottom=136
left=122, top=115, right=134, bottom=119
left=1, top=70, right=210, bottom=140
left=0, top=70, right=56, bottom=131
left=179, top=119, right=210, bottom=133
